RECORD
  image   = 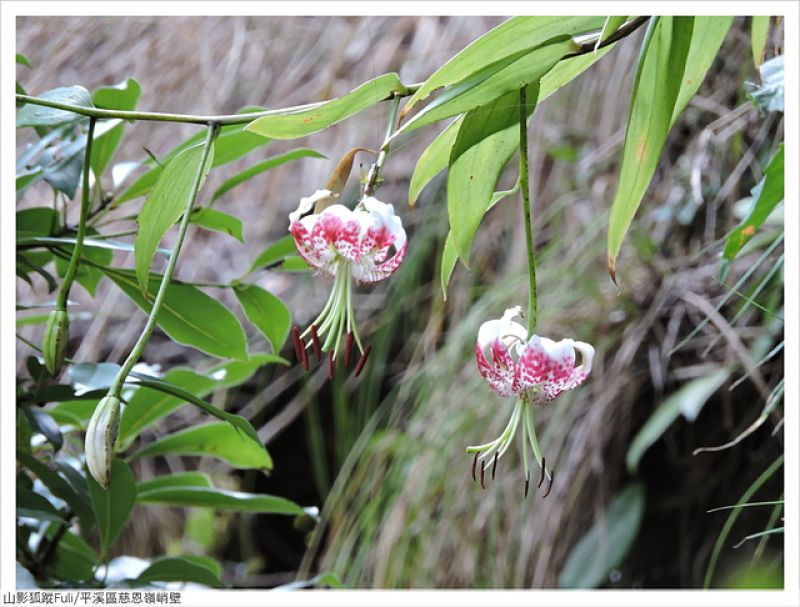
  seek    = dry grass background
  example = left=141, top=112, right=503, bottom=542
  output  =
left=16, top=16, right=784, bottom=589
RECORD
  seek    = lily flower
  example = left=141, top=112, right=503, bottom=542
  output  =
left=288, top=190, right=407, bottom=377
left=468, top=306, right=594, bottom=497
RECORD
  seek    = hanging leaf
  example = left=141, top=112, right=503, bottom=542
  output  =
left=234, top=284, right=291, bottom=352
left=91, top=77, right=141, bottom=177
left=136, top=557, right=225, bottom=588
left=86, top=458, right=137, bottom=557
left=130, top=422, right=272, bottom=470
left=137, top=485, right=304, bottom=515
left=134, top=142, right=215, bottom=291
left=245, top=73, right=408, bottom=140
left=190, top=208, right=245, bottom=243
left=17, top=86, right=93, bottom=128
left=750, top=16, right=770, bottom=68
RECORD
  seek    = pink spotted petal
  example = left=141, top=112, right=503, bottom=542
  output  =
left=351, top=240, right=407, bottom=283
left=514, top=336, right=576, bottom=394
left=475, top=341, right=515, bottom=397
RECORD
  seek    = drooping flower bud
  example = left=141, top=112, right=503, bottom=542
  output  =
left=85, top=395, right=121, bottom=487
left=43, top=310, right=69, bottom=376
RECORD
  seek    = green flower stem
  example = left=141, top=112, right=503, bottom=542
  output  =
left=106, top=123, right=219, bottom=397
left=363, top=94, right=402, bottom=197
left=55, top=117, right=96, bottom=310
left=16, top=83, right=420, bottom=127
left=518, top=87, right=537, bottom=335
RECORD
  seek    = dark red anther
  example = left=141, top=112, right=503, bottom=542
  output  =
left=344, top=332, right=355, bottom=367
left=537, top=457, right=546, bottom=489
left=480, top=460, right=486, bottom=489
left=300, top=342, right=309, bottom=371
left=310, top=325, right=322, bottom=361
left=543, top=469, right=554, bottom=498
left=291, top=326, right=303, bottom=363
left=328, top=351, right=336, bottom=380
left=524, top=472, right=530, bottom=499
left=353, top=345, right=372, bottom=378
left=471, top=453, right=478, bottom=482
left=491, top=452, right=498, bottom=480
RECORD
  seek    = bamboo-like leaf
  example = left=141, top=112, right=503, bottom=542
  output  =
left=750, top=16, right=771, bottom=67
left=234, top=284, right=291, bottom=353
left=190, top=208, right=244, bottom=243
left=137, top=486, right=304, bottom=515
left=91, top=78, right=141, bottom=177
left=245, top=73, right=408, bottom=140
left=134, top=142, right=215, bottom=291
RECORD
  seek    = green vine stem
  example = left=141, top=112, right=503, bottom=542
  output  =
left=363, top=94, right=402, bottom=197
left=106, top=123, right=219, bottom=397
left=16, top=83, right=420, bottom=127
left=518, top=87, right=537, bottom=334
left=55, top=117, right=96, bottom=310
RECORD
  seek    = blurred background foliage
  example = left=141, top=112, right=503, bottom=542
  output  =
left=16, top=16, right=784, bottom=589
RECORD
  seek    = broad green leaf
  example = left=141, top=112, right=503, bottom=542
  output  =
left=104, top=268, right=248, bottom=361
left=16, top=53, right=32, bottom=68
left=91, top=78, right=141, bottom=176
left=116, top=112, right=268, bottom=203
left=17, top=168, right=43, bottom=192
left=86, top=458, right=137, bottom=556
left=136, top=557, right=224, bottom=588
left=722, top=144, right=783, bottom=269
left=626, top=369, right=728, bottom=473
left=21, top=406, right=63, bottom=452
left=119, top=355, right=284, bottom=449
left=136, top=472, right=213, bottom=495
left=190, top=208, right=244, bottom=243
left=211, top=148, right=326, bottom=202
left=402, top=16, right=605, bottom=113
left=245, top=73, right=407, bottom=140
left=558, top=483, right=645, bottom=588
left=606, top=16, right=696, bottom=280
left=272, top=256, right=310, bottom=272
left=68, top=362, right=122, bottom=394
left=48, top=399, right=98, bottom=429
left=137, top=485, right=304, bottom=515
left=234, top=284, right=291, bottom=353
left=396, top=38, right=575, bottom=136
left=441, top=182, right=520, bottom=298
left=134, top=142, right=215, bottom=291
left=131, top=422, right=272, bottom=470
left=17, top=487, right=68, bottom=523
left=128, top=372, right=261, bottom=446
left=17, top=86, right=93, bottom=127
left=751, top=16, right=770, bottom=67
left=53, top=229, right=114, bottom=296
left=447, top=86, right=536, bottom=263
left=45, top=529, right=98, bottom=582
left=249, top=235, right=298, bottom=272
left=407, top=46, right=613, bottom=208
left=16, top=450, right=95, bottom=532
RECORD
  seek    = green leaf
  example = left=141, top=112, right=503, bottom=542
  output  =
left=558, top=483, right=645, bottom=588
left=245, top=73, right=407, bottom=139
left=441, top=182, right=519, bottom=298
left=17, top=53, right=32, bottom=68
left=86, top=458, right=137, bottom=557
left=234, top=284, right=291, bottom=353
left=211, top=148, right=326, bottom=202
left=137, top=486, right=304, bottom=515
left=134, top=142, right=215, bottom=291
left=116, top=112, right=270, bottom=203
left=128, top=372, right=261, bottom=446
left=136, top=557, right=224, bottom=588
left=396, top=38, right=574, bottom=136
left=45, top=529, right=99, bottom=582
left=599, top=16, right=629, bottom=43
left=17, top=86, right=94, bottom=127
left=607, top=17, right=732, bottom=278
left=751, top=16, right=770, bottom=67
left=16, top=450, right=95, bottom=532
left=626, top=369, right=729, bottom=473
left=48, top=399, right=99, bottom=428
left=272, top=256, right=310, bottom=272
left=131, top=422, right=272, bottom=470
left=21, top=406, right=63, bottom=452
left=68, top=362, right=122, bottom=394
left=249, top=235, right=297, bottom=272
left=104, top=268, right=248, bottom=361
left=722, top=144, right=783, bottom=266
left=447, top=86, right=535, bottom=263
left=53, top=230, right=114, bottom=297
left=17, top=487, right=69, bottom=523
left=118, top=356, right=282, bottom=449
left=190, top=208, right=244, bottom=243
left=91, top=78, right=141, bottom=176
left=136, top=472, right=213, bottom=495
left=274, top=572, right=345, bottom=590
left=407, top=46, right=612, bottom=208
left=402, top=16, right=604, bottom=113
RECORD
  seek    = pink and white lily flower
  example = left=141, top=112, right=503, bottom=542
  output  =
left=288, top=190, right=407, bottom=377
left=468, top=306, right=594, bottom=496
